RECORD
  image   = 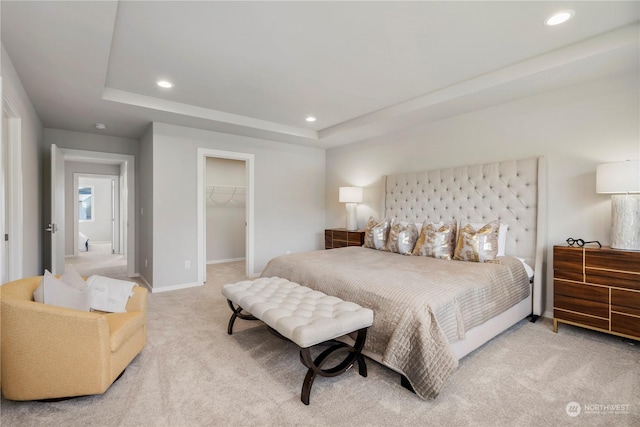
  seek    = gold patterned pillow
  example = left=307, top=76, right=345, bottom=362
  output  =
left=412, top=221, right=457, bottom=260
left=386, top=220, right=419, bottom=255
left=363, top=216, right=391, bottom=250
left=453, top=220, right=500, bottom=262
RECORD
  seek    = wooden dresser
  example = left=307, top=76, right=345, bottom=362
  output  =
left=324, top=228, right=365, bottom=249
left=553, top=245, right=640, bottom=340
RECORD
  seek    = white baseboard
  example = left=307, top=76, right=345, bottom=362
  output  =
left=207, top=257, right=245, bottom=265
left=151, top=281, right=203, bottom=293
left=542, top=310, right=553, bottom=320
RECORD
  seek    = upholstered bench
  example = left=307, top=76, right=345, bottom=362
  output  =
left=222, top=277, right=374, bottom=405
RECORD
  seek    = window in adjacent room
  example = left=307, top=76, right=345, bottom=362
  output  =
left=79, top=186, right=94, bottom=221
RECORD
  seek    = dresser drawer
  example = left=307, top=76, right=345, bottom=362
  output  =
left=553, top=247, right=583, bottom=281
left=586, top=269, right=640, bottom=291
left=611, top=288, right=640, bottom=316
left=554, top=294, right=609, bottom=318
left=611, top=313, right=640, bottom=338
left=585, top=248, right=640, bottom=273
left=554, top=280, right=608, bottom=303
left=554, top=309, right=609, bottom=331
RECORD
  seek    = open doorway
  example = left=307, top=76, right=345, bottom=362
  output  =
left=47, top=147, right=135, bottom=278
left=197, top=148, right=254, bottom=284
left=205, top=158, right=246, bottom=276
left=66, top=173, right=124, bottom=277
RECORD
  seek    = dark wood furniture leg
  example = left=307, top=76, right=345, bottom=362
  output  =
left=299, top=327, right=368, bottom=405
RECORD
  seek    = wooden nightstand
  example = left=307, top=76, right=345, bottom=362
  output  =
left=324, top=228, right=365, bottom=249
left=553, top=245, right=640, bottom=341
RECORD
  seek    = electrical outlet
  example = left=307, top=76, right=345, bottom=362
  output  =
left=184, top=260, right=191, bottom=269
left=145, top=259, right=148, bottom=268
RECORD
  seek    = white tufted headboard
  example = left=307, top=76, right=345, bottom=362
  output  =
left=384, top=157, right=546, bottom=315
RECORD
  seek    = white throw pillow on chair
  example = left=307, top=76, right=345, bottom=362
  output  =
left=33, top=266, right=91, bottom=311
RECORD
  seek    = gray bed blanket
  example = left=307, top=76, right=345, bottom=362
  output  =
left=260, top=246, right=529, bottom=400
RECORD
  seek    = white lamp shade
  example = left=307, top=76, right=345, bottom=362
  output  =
left=596, top=160, right=640, bottom=194
left=339, top=187, right=363, bottom=203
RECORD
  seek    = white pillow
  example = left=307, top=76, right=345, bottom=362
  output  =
left=516, top=258, right=535, bottom=280
left=60, top=263, right=87, bottom=290
left=471, top=222, right=508, bottom=256
left=33, top=269, right=91, bottom=311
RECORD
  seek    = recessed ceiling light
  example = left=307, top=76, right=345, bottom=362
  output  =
left=544, top=10, right=574, bottom=26
left=157, top=80, right=173, bottom=88
left=306, top=116, right=316, bottom=122
left=95, top=123, right=107, bottom=130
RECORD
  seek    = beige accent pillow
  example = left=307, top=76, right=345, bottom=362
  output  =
left=386, top=220, right=419, bottom=255
left=453, top=220, right=500, bottom=262
left=412, top=221, right=457, bottom=260
left=363, top=216, right=390, bottom=250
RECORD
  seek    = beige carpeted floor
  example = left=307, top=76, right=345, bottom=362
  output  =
left=1, top=261, right=638, bottom=426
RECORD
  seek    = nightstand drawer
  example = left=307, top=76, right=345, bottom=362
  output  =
left=554, top=280, right=608, bottom=303
left=554, top=294, right=609, bottom=318
left=324, top=231, right=332, bottom=249
left=333, top=240, right=349, bottom=248
left=325, top=229, right=365, bottom=249
left=611, top=313, right=640, bottom=338
left=332, top=230, right=350, bottom=241
left=554, top=309, right=609, bottom=330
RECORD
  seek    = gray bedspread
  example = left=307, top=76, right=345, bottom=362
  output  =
left=260, top=246, right=529, bottom=400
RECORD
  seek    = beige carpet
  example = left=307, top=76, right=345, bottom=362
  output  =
left=1, top=261, right=638, bottom=426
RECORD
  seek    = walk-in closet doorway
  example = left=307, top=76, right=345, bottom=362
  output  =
left=197, top=148, right=254, bottom=284
left=205, top=157, right=246, bottom=265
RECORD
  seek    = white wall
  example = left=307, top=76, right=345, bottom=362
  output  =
left=1, top=45, right=44, bottom=277
left=144, top=122, right=325, bottom=290
left=64, top=162, right=120, bottom=254
left=206, top=157, right=246, bottom=262
left=325, top=71, right=640, bottom=318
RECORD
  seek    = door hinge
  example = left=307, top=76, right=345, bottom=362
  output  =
left=4, top=234, right=8, bottom=242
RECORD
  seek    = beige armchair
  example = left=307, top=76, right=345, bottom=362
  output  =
left=1, top=276, right=147, bottom=401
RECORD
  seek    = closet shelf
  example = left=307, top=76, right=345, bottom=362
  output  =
left=206, top=185, right=246, bottom=206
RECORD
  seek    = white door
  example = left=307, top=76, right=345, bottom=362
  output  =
left=48, top=144, right=65, bottom=274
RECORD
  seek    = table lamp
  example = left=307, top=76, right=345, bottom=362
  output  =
left=596, top=160, right=640, bottom=250
left=339, top=187, right=363, bottom=231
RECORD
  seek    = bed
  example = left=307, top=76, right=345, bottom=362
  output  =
left=261, top=157, right=546, bottom=400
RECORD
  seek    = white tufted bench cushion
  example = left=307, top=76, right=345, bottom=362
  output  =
left=222, top=277, right=373, bottom=348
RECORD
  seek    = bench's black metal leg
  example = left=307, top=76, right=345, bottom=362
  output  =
left=300, top=349, right=316, bottom=406
left=298, top=328, right=369, bottom=405
left=227, top=312, right=238, bottom=335
left=353, top=328, right=368, bottom=377
left=226, top=299, right=257, bottom=335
